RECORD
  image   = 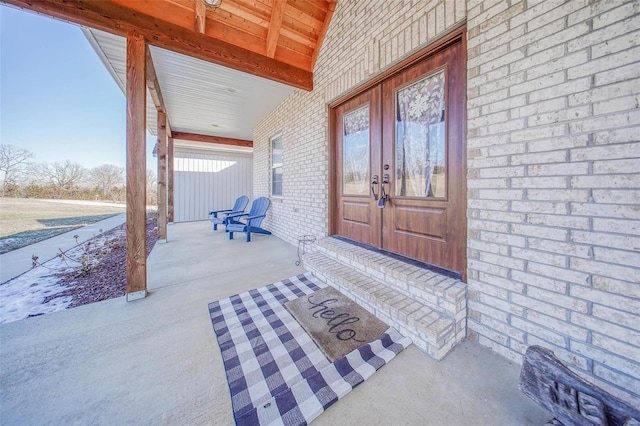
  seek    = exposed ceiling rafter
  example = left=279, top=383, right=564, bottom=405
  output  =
left=194, top=0, right=206, bottom=34
left=266, top=0, right=286, bottom=58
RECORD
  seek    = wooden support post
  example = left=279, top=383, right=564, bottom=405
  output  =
left=157, top=110, right=167, bottom=241
left=168, top=136, right=174, bottom=223
left=125, top=32, right=148, bottom=301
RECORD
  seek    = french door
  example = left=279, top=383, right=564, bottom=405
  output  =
left=334, top=86, right=382, bottom=247
left=333, top=36, right=466, bottom=275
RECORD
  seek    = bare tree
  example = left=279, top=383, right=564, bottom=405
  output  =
left=146, top=169, right=157, bottom=206
left=0, top=144, right=35, bottom=196
left=90, top=164, right=124, bottom=198
left=39, top=160, right=86, bottom=195
left=146, top=169, right=156, bottom=190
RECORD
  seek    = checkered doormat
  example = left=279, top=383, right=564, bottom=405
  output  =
left=208, top=273, right=412, bottom=426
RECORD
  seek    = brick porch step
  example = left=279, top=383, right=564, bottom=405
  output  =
left=303, top=237, right=467, bottom=360
left=315, top=238, right=466, bottom=324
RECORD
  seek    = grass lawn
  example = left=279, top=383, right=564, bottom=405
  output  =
left=0, top=198, right=126, bottom=254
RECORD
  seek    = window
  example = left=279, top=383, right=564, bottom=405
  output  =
left=271, top=135, right=283, bottom=196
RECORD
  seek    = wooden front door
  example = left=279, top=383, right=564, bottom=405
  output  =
left=332, top=36, right=466, bottom=276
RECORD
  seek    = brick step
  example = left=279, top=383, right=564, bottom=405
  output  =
left=314, top=237, right=466, bottom=327
left=304, top=251, right=461, bottom=360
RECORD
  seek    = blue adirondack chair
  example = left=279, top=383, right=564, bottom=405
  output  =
left=208, top=195, right=249, bottom=231
left=226, top=197, right=272, bottom=242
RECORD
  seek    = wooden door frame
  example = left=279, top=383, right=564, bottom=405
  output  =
left=328, top=25, right=467, bottom=278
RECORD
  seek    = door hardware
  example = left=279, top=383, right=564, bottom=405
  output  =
left=379, top=174, right=389, bottom=208
left=371, top=175, right=379, bottom=201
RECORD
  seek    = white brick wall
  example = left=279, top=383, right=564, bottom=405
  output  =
left=253, top=90, right=328, bottom=244
left=255, top=0, right=640, bottom=408
left=467, top=0, right=640, bottom=406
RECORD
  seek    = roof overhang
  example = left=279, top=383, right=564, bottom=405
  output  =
left=84, top=28, right=295, bottom=144
left=1, top=0, right=338, bottom=90
left=2, top=0, right=337, bottom=150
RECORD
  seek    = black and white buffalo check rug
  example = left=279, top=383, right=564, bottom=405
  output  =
left=208, top=273, right=412, bottom=426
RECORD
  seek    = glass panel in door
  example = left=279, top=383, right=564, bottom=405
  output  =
left=342, top=105, right=370, bottom=196
left=395, top=70, right=446, bottom=198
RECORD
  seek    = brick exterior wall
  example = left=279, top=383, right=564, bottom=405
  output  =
left=254, top=0, right=640, bottom=407
left=466, top=0, right=640, bottom=406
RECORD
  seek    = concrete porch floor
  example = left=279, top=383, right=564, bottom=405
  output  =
left=0, top=221, right=550, bottom=425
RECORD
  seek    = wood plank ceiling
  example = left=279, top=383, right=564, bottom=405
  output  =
left=118, top=0, right=337, bottom=73
left=2, top=0, right=338, bottom=91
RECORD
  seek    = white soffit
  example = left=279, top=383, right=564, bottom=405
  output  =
left=83, top=28, right=158, bottom=135
left=83, top=28, right=296, bottom=142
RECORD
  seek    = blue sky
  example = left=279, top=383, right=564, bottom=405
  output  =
left=0, top=6, right=156, bottom=172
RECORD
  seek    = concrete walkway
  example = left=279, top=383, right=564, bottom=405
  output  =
left=0, top=221, right=551, bottom=425
left=0, top=213, right=126, bottom=284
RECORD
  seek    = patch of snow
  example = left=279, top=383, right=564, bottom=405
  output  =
left=0, top=230, right=122, bottom=324
left=0, top=237, right=22, bottom=243
left=0, top=237, right=23, bottom=248
left=0, top=267, right=73, bottom=324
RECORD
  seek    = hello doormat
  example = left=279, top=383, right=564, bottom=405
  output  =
left=208, top=273, right=411, bottom=426
left=285, top=286, right=389, bottom=362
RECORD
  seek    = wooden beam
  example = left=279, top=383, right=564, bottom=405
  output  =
left=2, top=0, right=313, bottom=90
left=145, top=46, right=166, bottom=113
left=172, top=131, right=253, bottom=148
left=125, top=32, right=147, bottom=300
left=310, top=0, right=336, bottom=68
left=145, top=45, right=173, bottom=137
left=167, top=137, right=175, bottom=223
left=266, top=0, right=286, bottom=58
left=194, top=0, right=206, bottom=34
left=157, top=110, right=168, bottom=241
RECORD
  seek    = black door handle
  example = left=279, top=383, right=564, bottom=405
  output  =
left=371, top=175, right=379, bottom=201
left=379, top=174, right=389, bottom=208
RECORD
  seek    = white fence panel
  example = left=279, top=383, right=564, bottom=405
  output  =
left=174, top=150, right=253, bottom=222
